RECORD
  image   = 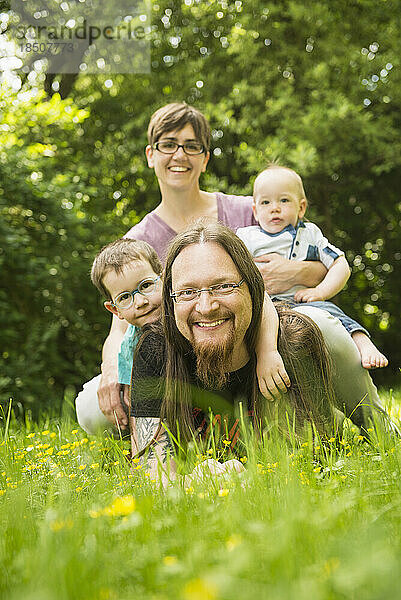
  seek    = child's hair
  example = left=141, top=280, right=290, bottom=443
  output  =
left=254, top=163, right=308, bottom=204
left=91, top=238, right=162, bottom=300
left=276, top=304, right=335, bottom=437
left=147, top=102, right=211, bottom=152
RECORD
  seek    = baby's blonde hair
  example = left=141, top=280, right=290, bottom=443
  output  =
left=254, top=163, right=308, bottom=206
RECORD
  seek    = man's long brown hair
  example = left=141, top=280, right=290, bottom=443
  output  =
left=160, top=221, right=265, bottom=441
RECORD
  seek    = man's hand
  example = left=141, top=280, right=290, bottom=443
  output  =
left=184, top=458, right=245, bottom=488
left=256, top=349, right=291, bottom=401
left=98, top=367, right=128, bottom=429
left=294, top=287, right=325, bottom=303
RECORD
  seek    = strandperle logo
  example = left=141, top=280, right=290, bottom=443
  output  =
left=8, top=0, right=150, bottom=74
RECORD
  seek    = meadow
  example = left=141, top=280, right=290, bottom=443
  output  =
left=2, top=389, right=401, bottom=600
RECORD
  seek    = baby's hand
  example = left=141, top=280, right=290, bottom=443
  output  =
left=294, top=287, right=326, bottom=303
left=256, top=350, right=291, bottom=401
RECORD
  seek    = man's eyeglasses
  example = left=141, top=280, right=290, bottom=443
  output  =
left=112, top=276, right=160, bottom=310
left=153, top=141, right=205, bottom=156
left=170, top=280, right=245, bottom=303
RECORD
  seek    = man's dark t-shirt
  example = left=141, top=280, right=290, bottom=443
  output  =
left=130, top=328, right=256, bottom=446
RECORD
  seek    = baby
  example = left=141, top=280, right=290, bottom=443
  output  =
left=236, top=165, right=387, bottom=370
left=75, top=238, right=162, bottom=434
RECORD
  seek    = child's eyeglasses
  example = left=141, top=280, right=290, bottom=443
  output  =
left=112, top=276, right=160, bottom=310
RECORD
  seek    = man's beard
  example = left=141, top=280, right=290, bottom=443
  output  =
left=193, top=327, right=236, bottom=390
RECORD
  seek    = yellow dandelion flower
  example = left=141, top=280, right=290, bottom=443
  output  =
left=240, top=456, right=247, bottom=463
left=68, top=474, right=76, bottom=479
left=90, top=463, right=99, bottom=469
left=71, top=429, right=78, bottom=434
left=113, top=461, right=119, bottom=466
left=315, top=446, right=321, bottom=451
left=0, top=490, right=5, bottom=496
left=218, top=488, right=229, bottom=497
left=207, top=449, right=213, bottom=454
left=185, top=487, right=194, bottom=495
left=328, top=437, right=335, bottom=443
left=222, top=439, right=231, bottom=446
left=46, top=448, right=54, bottom=455
left=340, top=475, right=347, bottom=481
left=78, top=464, right=87, bottom=470
left=132, top=458, right=140, bottom=464
left=75, top=487, right=83, bottom=492
left=163, top=556, right=178, bottom=566
left=50, top=519, right=73, bottom=532
left=80, top=438, right=88, bottom=445
left=27, top=433, right=35, bottom=438
left=42, top=430, right=49, bottom=436
left=184, top=578, right=218, bottom=600
left=226, top=534, right=242, bottom=551
left=103, top=495, right=136, bottom=517
left=50, top=432, right=56, bottom=438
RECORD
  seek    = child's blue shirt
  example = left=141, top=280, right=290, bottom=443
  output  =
left=118, top=324, right=140, bottom=385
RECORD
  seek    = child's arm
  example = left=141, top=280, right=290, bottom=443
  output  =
left=294, top=256, right=351, bottom=302
left=98, top=315, right=129, bottom=427
left=255, top=292, right=291, bottom=400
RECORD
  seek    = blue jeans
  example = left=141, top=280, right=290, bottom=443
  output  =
left=272, top=296, right=370, bottom=338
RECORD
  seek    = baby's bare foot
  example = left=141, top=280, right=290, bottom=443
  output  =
left=351, top=332, right=388, bottom=369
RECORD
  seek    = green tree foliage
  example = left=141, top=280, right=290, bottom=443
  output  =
left=1, top=0, right=400, bottom=414
left=0, top=88, right=116, bottom=413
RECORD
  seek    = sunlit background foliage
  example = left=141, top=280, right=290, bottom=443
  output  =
left=0, top=0, right=400, bottom=416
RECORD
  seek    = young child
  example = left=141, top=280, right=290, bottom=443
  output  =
left=75, top=238, right=162, bottom=434
left=236, top=165, right=387, bottom=370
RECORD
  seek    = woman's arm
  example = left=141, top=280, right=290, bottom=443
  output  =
left=255, top=293, right=291, bottom=400
left=98, top=315, right=129, bottom=427
left=254, top=253, right=327, bottom=295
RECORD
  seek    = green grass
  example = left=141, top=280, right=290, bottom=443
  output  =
left=2, top=389, right=401, bottom=600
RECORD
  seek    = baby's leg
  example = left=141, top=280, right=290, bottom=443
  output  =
left=300, top=300, right=388, bottom=370
left=351, top=331, right=388, bottom=369
left=293, top=305, right=397, bottom=434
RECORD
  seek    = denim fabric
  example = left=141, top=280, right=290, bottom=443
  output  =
left=272, top=296, right=370, bottom=338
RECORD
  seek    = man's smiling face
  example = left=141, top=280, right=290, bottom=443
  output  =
left=171, top=242, right=252, bottom=372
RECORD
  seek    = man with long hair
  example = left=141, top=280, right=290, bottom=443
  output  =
left=129, top=222, right=392, bottom=484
